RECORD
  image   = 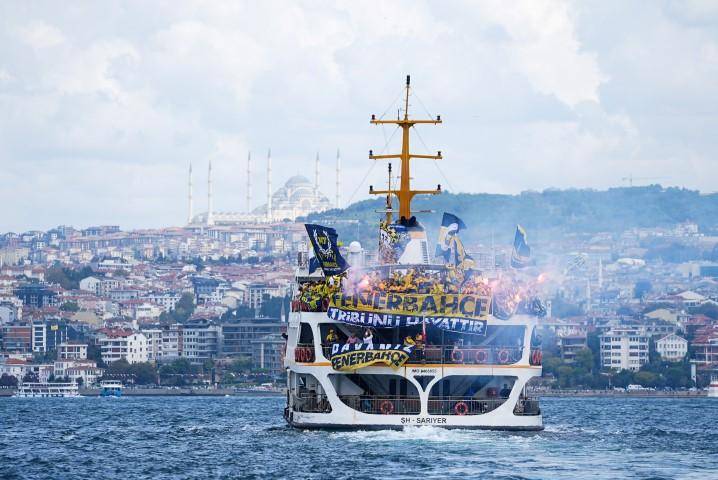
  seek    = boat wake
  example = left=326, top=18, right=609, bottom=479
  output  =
left=330, top=426, right=485, bottom=443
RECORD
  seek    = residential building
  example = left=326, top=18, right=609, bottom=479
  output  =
left=182, top=320, right=222, bottom=362
left=1, top=324, right=31, bottom=353
left=141, top=328, right=163, bottom=361
left=98, top=331, right=148, bottom=364
left=655, top=333, right=688, bottom=361
left=250, top=333, right=285, bottom=375
left=221, top=318, right=285, bottom=359
left=58, top=341, right=88, bottom=360
left=14, top=284, right=56, bottom=308
left=31, top=320, right=81, bottom=353
left=600, top=327, right=650, bottom=371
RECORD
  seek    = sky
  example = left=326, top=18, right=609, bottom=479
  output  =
left=1, top=0, right=717, bottom=232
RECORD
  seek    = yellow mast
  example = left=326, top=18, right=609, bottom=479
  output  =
left=369, top=75, right=442, bottom=222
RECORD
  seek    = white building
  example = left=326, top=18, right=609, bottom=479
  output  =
left=246, top=282, right=287, bottom=310
left=600, top=327, right=650, bottom=371
left=58, top=342, right=88, bottom=360
left=141, top=328, right=163, bottom=361
left=142, top=292, right=181, bottom=313
left=182, top=322, right=222, bottom=361
left=655, top=333, right=688, bottom=362
left=98, top=331, right=148, bottom=364
left=79, top=276, right=102, bottom=295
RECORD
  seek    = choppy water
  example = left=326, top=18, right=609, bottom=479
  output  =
left=1, top=396, right=717, bottom=479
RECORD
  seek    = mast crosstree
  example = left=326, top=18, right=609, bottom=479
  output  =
left=369, top=75, right=442, bottom=222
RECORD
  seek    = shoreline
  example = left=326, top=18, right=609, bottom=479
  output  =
left=0, top=387, right=285, bottom=397
left=2, top=388, right=709, bottom=398
left=535, top=390, right=708, bottom=398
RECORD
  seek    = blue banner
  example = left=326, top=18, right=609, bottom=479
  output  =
left=305, top=224, right=348, bottom=276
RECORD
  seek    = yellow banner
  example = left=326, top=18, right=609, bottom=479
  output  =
left=330, top=343, right=413, bottom=371
left=330, top=292, right=490, bottom=318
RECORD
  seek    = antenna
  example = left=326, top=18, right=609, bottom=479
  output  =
left=368, top=76, right=442, bottom=221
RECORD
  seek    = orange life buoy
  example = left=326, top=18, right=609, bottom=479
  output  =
left=379, top=400, right=394, bottom=415
left=451, top=349, right=465, bottom=363
left=454, top=401, right=469, bottom=416
left=498, top=349, right=510, bottom=364
left=475, top=349, right=489, bottom=364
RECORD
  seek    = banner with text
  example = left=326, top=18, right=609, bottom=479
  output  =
left=327, top=292, right=489, bottom=335
left=330, top=343, right=414, bottom=371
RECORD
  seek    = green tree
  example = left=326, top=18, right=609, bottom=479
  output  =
left=574, top=348, right=594, bottom=373
left=60, top=301, right=80, bottom=312
left=612, top=369, right=635, bottom=388
left=130, top=362, right=158, bottom=385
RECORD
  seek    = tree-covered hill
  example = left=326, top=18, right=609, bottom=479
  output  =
left=304, top=186, right=718, bottom=245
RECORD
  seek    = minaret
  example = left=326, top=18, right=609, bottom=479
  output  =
left=187, top=162, right=193, bottom=224
left=266, top=148, right=272, bottom=221
left=335, top=149, right=341, bottom=209
left=314, top=152, right=320, bottom=200
left=207, top=158, right=214, bottom=226
left=598, top=258, right=603, bottom=289
left=246, top=151, right=252, bottom=213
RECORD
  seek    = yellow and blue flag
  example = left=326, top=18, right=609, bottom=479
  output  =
left=511, top=224, right=531, bottom=268
left=305, top=224, right=348, bottom=275
left=435, top=213, right=473, bottom=268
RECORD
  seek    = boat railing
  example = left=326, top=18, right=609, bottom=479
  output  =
left=427, top=396, right=540, bottom=416
left=318, top=344, right=541, bottom=366
left=337, top=395, right=421, bottom=415
left=291, top=392, right=332, bottom=413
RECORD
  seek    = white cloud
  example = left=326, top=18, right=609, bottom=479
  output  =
left=16, top=20, right=65, bottom=49
left=0, top=1, right=715, bottom=231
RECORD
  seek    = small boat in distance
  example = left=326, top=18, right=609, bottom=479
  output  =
left=13, top=382, right=80, bottom=398
left=100, top=380, right=123, bottom=397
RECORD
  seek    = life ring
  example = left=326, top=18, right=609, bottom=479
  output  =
left=454, top=401, right=469, bottom=416
left=475, top=349, right=489, bottom=364
left=498, top=349, right=510, bottom=364
left=451, top=349, right=464, bottom=363
left=379, top=400, right=394, bottom=415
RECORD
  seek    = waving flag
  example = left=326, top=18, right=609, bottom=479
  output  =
left=511, top=225, right=532, bottom=268
left=305, top=224, right=348, bottom=275
left=435, top=213, right=473, bottom=268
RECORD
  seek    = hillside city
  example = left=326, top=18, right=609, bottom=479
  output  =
left=1, top=187, right=718, bottom=393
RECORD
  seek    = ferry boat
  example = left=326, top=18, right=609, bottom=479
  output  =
left=100, top=380, right=123, bottom=397
left=13, top=382, right=80, bottom=398
left=284, top=77, right=544, bottom=430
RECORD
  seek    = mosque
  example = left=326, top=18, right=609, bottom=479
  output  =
left=187, top=150, right=340, bottom=226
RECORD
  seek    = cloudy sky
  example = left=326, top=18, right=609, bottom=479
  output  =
left=1, top=1, right=717, bottom=232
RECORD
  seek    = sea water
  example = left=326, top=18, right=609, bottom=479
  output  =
left=1, top=396, right=716, bottom=479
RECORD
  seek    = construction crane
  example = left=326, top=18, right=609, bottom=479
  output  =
left=621, top=175, right=668, bottom=187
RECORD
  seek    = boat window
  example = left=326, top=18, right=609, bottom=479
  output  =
left=427, top=375, right=517, bottom=415
left=328, top=374, right=420, bottom=415
left=298, top=322, right=314, bottom=346
left=290, top=372, right=331, bottom=413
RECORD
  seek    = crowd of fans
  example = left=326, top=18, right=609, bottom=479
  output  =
left=293, top=267, right=502, bottom=312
